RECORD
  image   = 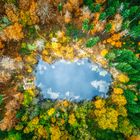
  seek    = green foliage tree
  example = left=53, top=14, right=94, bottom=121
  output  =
left=105, top=23, right=112, bottom=32
left=130, top=25, right=140, bottom=39
left=99, top=12, right=107, bottom=21
left=82, top=19, right=93, bottom=31
left=0, top=95, right=3, bottom=105
left=86, top=37, right=100, bottom=48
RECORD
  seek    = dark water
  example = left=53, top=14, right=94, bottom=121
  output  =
left=35, top=58, right=112, bottom=101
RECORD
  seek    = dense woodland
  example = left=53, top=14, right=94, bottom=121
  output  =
left=0, top=0, right=140, bottom=139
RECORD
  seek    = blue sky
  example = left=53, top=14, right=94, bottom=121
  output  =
left=35, top=58, right=112, bottom=101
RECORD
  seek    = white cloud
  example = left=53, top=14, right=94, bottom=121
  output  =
left=77, top=60, right=85, bottom=65
left=38, top=64, right=47, bottom=74
left=73, top=96, right=80, bottom=99
left=51, top=65, right=55, bottom=69
left=90, top=65, right=99, bottom=72
left=47, top=88, right=60, bottom=99
left=38, top=83, right=43, bottom=88
left=65, top=91, right=80, bottom=100
left=38, top=64, right=47, bottom=71
left=65, top=91, right=70, bottom=96
left=99, top=70, right=108, bottom=77
left=91, top=80, right=109, bottom=93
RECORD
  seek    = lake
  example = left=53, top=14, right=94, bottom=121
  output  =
left=35, top=58, right=112, bottom=101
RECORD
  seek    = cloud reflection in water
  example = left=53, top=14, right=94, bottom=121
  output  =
left=35, top=58, right=112, bottom=101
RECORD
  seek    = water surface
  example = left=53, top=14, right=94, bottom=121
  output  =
left=35, top=58, right=112, bottom=101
